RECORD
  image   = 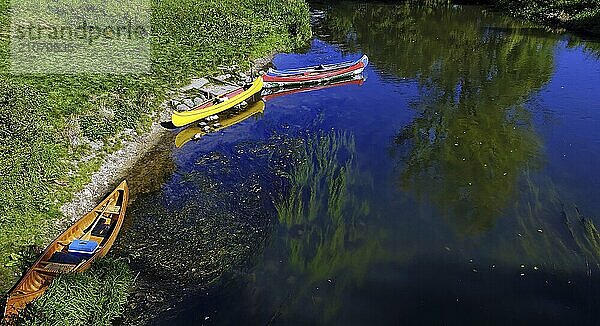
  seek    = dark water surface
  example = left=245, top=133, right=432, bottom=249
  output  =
left=121, top=3, right=600, bottom=325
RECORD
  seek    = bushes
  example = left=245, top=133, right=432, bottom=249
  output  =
left=318, top=0, right=600, bottom=34
left=151, top=0, right=311, bottom=81
left=493, top=0, right=600, bottom=34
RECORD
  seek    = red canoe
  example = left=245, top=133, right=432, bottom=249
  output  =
left=262, top=55, right=368, bottom=88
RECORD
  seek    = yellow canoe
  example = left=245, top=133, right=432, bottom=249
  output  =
left=171, top=77, right=264, bottom=127
left=175, top=100, right=265, bottom=148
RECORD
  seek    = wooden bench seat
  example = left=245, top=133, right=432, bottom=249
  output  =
left=94, top=205, right=120, bottom=214
left=35, top=262, right=76, bottom=274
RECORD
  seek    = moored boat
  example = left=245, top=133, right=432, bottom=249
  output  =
left=171, top=77, right=264, bottom=127
left=3, top=181, right=129, bottom=319
left=262, top=55, right=368, bottom=88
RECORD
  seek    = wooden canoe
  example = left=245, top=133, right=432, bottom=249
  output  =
left=175, top=100, right=265, bottom=148
left=262, top=55, right=368, bottom=88
left=3, top=181, right=129, bottom=318
left=171, top=77, right=264, bottom=127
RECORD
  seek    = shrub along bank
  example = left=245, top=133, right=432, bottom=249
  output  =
left=320, top=0, right=600, bottom=35
left=489, top=0, right=600, bottom=35
left=456, top=0, right=600, bottom=35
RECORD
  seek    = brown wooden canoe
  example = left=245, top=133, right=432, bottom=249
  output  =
left=3, top=180, right=129, bottom=318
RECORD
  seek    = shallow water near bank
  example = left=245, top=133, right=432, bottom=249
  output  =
left=117, top=3, right=600, bottom=325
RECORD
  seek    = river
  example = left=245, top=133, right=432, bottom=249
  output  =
left=116, top=2, right=600, bottom=325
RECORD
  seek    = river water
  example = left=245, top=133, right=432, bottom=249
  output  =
left=119, top=2, right=600, bottom=325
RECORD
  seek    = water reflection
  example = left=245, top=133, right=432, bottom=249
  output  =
left=174, top=100, right=265, bottom=148
left=129, top=2, right=600, bottom=324
left=321, top=3, right=555, bottom=234
left=262, top=75, right=365, bottom=101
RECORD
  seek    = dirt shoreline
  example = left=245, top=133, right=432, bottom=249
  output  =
left=59, top=110, right=173, bottom=223
left=59, top=55, right=275, bottom=224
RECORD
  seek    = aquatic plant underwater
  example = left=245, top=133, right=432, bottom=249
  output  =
left=268, top=131, right=391, bottom=323
left=321, top=0, right=600, bottom=295
left=3, top=0, right=600, bottom=323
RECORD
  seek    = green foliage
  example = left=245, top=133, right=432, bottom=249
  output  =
left=0, top=0, right=311, bottom=292
left=327, top=0, right=600, bottom=34
left=151, top=0, right=311, bottom=82
left=492, top=0, right=600, bottom=34
left=18, top=258, right=133, bottom=326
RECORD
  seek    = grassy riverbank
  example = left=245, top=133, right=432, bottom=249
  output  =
left=0, top=0, right=310, bottom=314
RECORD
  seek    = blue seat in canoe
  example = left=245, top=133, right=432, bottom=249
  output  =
left=68, top=240, right=99, bottom=255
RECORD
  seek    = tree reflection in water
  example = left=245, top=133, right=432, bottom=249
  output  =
left=322, top=3, right=557, bottom=234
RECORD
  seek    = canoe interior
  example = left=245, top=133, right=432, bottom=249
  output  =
left=268, top=64, right=356, bottom=78
left=267, top=55, right=368, bottom=77
left=3, top=181, right=129, bottom=318
left=267, top=60, right=355, bottom=75
left=171, top=77, right=264, bottom=127
left=262, top=58, right=366, bottom=86
left=188, top=87, right=244, bottom=112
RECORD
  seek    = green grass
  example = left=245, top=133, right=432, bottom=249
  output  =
left=16, top=258, right=133, bottom=326
left=0, top=0, right=310, bottom=292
